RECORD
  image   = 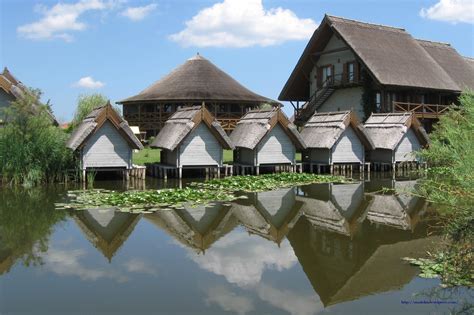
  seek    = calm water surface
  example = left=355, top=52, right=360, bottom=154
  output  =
left=0, top=177, right=472, bottom=314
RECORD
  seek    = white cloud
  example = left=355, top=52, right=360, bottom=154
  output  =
left=17, top=0, right=118, bottom=41
left=169, top=0, right=317, bottom=48
left=206, top=286, right=254, bottom=315
left=73, top=76, right=105, bottom=89
left=123, top=258, right=158, bottom=276
left=121, top=3, right=157, bottom=21
left=187, top=229, right=297, bottom=287
left=256, top=283, right=323, bottom=315
left=44, top=247, right=128, bottom=282
left=420, top=0, right=474, bottom=24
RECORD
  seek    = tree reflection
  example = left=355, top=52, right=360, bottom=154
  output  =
left=0, top=187, right=67, bottom=274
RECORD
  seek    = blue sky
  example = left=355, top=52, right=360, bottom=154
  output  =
left=1, top=0, right=473, bottom=122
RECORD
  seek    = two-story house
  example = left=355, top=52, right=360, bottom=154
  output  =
left=279, top=15, right=474, bottom=131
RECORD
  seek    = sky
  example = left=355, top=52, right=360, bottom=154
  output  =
left=1, top=0, right=473, bottom=122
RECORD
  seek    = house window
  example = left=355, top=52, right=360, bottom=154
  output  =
left=347, top=62, right=355, bottom=83
left=375, top=92, right=381, bottom=112
left=322, top=65, right=333, bottom=86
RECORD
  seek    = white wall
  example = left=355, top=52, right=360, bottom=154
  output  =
left=309, top=34, right=357, bottom=96
left=179, top=123, right=223, bottom=167
left=257, top=124, right=295, bottom=165
left=394, top=129, right=421, bottom=162
left=82, top=121, right=131, bottom=169
left=318, top=87, right=364, bottom=121
left=332, top=126, right=364, bottom=163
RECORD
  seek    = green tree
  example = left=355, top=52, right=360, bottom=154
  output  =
left=71, top=93, right=120, bottom=129
left=0, top=89, right=73, bottom=186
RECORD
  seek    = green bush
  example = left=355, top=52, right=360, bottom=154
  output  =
left=0, top=90, right=74, bottom=186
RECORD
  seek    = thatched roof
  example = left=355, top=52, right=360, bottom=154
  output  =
left=0, top=67, right=58, bottom=124
left=151, top=105, right=233, bottom=151
left=279, top=15, right=473, bottom=101
left=66, top=102, right=143, bottom=151
left=417, top=39, right=474, bottom=91
left=364, top=112, right=429, bottom=150
left=230, top=108, right=306, bottom=150
left=119, top=54, right=276, bottom=104
left=300, top=111, right=374, bottom=149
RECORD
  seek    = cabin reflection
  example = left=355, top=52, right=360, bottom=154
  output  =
left=296, top=183, right=369, bottom=237
left=287, top=209, right=437, bottom=307
left=231, top=188, right=304, bottom=244
left=365, top=179, right=426, bottom=231
left=73, top=209, right=140, bottom=262
left=144, top=204, right=237, bottom=254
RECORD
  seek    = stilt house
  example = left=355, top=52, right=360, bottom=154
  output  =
left=66, top=103, right=143, bottom=174
left=300, top=111, right=374, bottom=169
left=151, top=106, right=234, bottom=172
left=230, top=108, right=306, bottom=171
left=118, top=54, right=277, bottom=136
left=364, top=112, right=429, bottom=165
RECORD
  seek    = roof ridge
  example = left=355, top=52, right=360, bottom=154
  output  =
left=326, top=14, right=405, bottom=32
left=416, top=38, right=451, bottom=47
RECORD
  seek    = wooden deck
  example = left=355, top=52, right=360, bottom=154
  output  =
left=393, top=102, right=451, bottom=119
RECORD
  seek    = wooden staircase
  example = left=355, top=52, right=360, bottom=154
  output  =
left=295, top=85, right=335, bottom=125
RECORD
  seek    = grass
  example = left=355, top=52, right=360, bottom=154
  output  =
left=133, top=148, right=302, bottom=165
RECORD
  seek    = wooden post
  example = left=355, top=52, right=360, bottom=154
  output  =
left=217, top=166, right=221, bottom=178
left=178, top=167, right=182, bottom=179
left=256, top=166, right=260, bottom=175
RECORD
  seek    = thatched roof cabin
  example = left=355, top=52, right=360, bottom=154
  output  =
left=230, top=108, right=305, bottom=167
left=66, top=103, right=143, bottom=171
left=301, top=111, right=374, bottom=165
left=364, top=112, right=429, bottom=164
left=151, top=106, right=233, bottom=169
left=279, top=14, right=474, bottom=127
left=0, top=67, right=57, bottom=125
left=118, top=54, right=277, bottom=136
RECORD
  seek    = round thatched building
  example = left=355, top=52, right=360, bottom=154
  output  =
left=118, top=54, right=277, bottom=136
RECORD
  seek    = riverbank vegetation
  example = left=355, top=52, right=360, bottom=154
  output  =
left=59, top=173, right=347, bottom=212
left=410, top=91, right=474, bottom=287
left=0, top=90, right=74, bottom=186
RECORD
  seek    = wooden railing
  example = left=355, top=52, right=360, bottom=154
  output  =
left=218, top=118, right=239, bottom=131
left=393, top=102, right=451, bottom=119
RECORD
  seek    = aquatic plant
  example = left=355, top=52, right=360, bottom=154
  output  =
left=191, top=172, right=348, bottom=192
left=60, top=188, right=240, bottom=213
left=59, top=173, right=347, bottom=213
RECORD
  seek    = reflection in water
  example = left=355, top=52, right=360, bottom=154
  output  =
left=366, top=179, right=426, bottom=231
left=73, top=209, right=140, bottom=261
left=0, top=187, right=67, bottom=275
left=231, top=188, right=303, bottom=244
left=296, top=183, right=369, bottom=237
left=2, top=179, right=451, bottom=314
left=145, top=204, right=237, bottom=253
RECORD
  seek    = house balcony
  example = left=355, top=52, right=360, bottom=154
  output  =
left=392, top=102, right=451, bottom=119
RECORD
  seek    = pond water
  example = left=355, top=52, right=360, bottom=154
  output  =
left=0, top=177, right=472, bottom=314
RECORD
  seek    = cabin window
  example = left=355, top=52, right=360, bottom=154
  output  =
left=375, top=92, right=381, bottom=112
left=164, top=104, right=173, bottom=112
left=219, top=104, right=227, bottom=113
left=347, top=62, right=355, bottom=83
left=322, top=65, right=333, bottom=85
